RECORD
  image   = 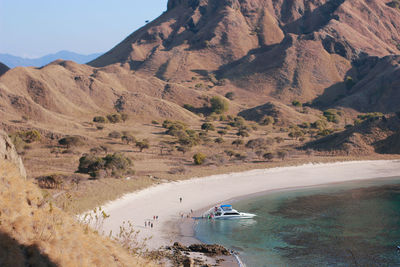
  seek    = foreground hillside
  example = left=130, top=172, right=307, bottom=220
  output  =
left=0, top=131, right=156, bottom=267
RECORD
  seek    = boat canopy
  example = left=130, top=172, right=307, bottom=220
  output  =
left=220, top=205, right=233, bottom=211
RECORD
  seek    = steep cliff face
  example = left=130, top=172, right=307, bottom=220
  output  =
left=0, top=130, right=26, bottom=179
left=89, top=0, right=400, bottom=106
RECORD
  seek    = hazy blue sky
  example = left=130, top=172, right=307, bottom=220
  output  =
left=0, top=0, right=167, bottom=58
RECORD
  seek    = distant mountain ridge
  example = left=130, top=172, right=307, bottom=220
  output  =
left=0, top=51, right=103, bottom=68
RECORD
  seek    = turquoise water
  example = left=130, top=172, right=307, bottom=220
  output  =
left=194, top=177, right=400, bottom=266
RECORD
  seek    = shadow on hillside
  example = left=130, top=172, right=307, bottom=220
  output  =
left=0, top=231, right=57, bottom=267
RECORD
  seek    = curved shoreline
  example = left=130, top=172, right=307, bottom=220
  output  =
left=100, top=160, right=400, bottom=252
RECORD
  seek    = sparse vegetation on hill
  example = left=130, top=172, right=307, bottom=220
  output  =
left=0, top=160, right=155, bottom=267
left=78, top=152, right=134, bottom=178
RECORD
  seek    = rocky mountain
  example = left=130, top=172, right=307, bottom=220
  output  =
left=0, top=62, right=9, bottom=76
left=0, top=51, right=103, bottom=68
left=90, top=0, right=400, bottom=111
left=0, top=0, right=399, bottom=134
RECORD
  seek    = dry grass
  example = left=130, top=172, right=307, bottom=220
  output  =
left=0, top=160, right=158, bottom=267
left=15, top=116, right=400, bottom=214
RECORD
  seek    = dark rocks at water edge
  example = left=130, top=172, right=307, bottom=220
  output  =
left=167, top=242, right=231, bottom=256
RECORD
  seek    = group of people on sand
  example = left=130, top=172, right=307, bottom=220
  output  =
left=144, top=215, right=159, bottom=229
left=180, top=209, right=194, bottom=219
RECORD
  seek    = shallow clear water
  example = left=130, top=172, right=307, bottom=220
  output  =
left=194, top=177, right=400, bottom=267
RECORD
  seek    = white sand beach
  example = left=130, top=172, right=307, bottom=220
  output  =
left=100, top=160, right=400, bottom=250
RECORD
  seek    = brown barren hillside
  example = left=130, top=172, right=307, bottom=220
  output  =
left=0, top=131, right=156, bottom=267
left=0, top=62, right=9, bottom=76
left=90, top=0, right=400, bottom=110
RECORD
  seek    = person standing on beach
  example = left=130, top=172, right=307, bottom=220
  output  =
left=179, top=197, right=182, bottom=203
left=151, top=223, right=153, bottom=228
left=145, top=221, right=147, bottom=227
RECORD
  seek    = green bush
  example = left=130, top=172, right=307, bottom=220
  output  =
left=193, top=153, right=206, bottom=165
left=78, top=152, right=133, bottom=178
left=323, top=109, right=340, bottom=123
left=201, top=122, right=215, bottom=132
left=58, top=136, right=84, bottom=148
left=357, top=112, right=384, bottom=121
left=136, top=139, right=150, bottom=152
left=108, top=131, right=121, bottom=139
left=259, top=115, right=274, bottom=126
left=292, top=100, right=302, bottom=107
left=210, top=96, right=229, bottom=114
left=225, top=92, right=235, bottom=100
left=93, top=116, right=108, bottom=123
left=107, top=113, right=122, bottom=123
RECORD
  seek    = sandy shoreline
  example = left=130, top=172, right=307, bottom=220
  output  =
left=100, top=160, right=400, bottom=254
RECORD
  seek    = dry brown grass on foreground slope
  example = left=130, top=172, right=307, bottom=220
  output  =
left=0, top=160, right=157, bottom=267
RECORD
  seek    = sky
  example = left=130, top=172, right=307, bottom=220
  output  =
left=0, top=0, right=167, bottom=58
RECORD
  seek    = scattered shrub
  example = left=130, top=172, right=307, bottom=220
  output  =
left=121, top=135, right=136, bottom=145
left=292, top=100, right=302, bottom=107
left=93, top=116, right=108, bottom=123
left=210, top=96, right=229, bottom=114
left=323, top=109, right=340, bottom=123
left=217, top=130, right=227, bottom=136
left=225, top=92, right=235, bottom=100
left=151, top=120, right=159, bottom=125
left=78, top=152, right=133, bottom=178
left=263, top=152, right=274, bottom=161
left=236, top=129, right=249, bottom=138
left=232, top=139, right=244, bottom=147
left=136, top=139, right=150, bottom=152
left=193, top=153, right=206, bottom=165
left=108, top=131, right=121, bottom=139
left=201, top=123, right=215, bottom=132
left=107, top=113, right=122, bottom=123
left=58, top=136, right=84, bottom=148
left=214, top=137, right=224, bottom=144
left=277, top=150, right=288, bottom=160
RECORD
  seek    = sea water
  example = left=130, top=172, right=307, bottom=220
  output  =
left=194, top=176, right=400, bottom=267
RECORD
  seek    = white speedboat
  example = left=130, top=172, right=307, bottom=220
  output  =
left=205, top=204, right=256, bottom=220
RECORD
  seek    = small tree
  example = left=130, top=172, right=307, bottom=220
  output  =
left=58, top=136, right=84, bottom=148
left=214, top=137, right=224, bottom=144
left=277, top=150, right=288, bottom=161
left=292, top=100, right=302, bottom=107
left=217, top=130, right=227, bottom=136
left=224, top=150, right=236, bottom=159
left=232, top=139, right=244, bottom=147
left=201, top=122, right=215, bottom=132
left=107, top=113, right=122, bottom=123
left=259, top=115, right=275, bottom=126
left=93, top=116, right=108, bottom=123
left=236, top=129, right=249, bottom=138
left=263, top=152, right=274, bottom=161
left=121, top=135, right=136, bottom=145
left=136, top=139, right=150, bottom=152
left=210, top=96, right=229, bottom=114
left=225, top=92, right=235, bottom=100
left=193, top=153, right=206, bottom=165
left=246, top=138, right=266, bottom=151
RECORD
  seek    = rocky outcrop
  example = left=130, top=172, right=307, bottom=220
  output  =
left=0, top=130, right=26, bottom=178
left=0, top=62, right=9, bottom=76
